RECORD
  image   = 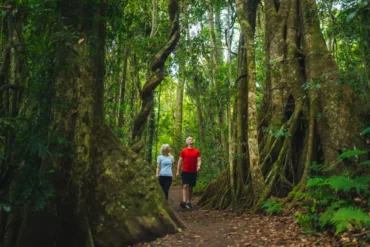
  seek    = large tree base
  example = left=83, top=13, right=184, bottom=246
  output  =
left=3, top=123, right=184, bottom=247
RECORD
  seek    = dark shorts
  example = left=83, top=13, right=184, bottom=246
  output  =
left=182, top=172, right=197, bottom=187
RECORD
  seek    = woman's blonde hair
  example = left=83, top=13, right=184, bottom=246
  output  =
left=160, top=144, right=174, bottom=162
left=160, top=144, right=170, bottom=155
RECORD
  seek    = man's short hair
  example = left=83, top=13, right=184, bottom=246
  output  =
left=186, top=136, right=193, bottom=144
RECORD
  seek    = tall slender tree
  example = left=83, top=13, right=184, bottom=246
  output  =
left=206, top=0, right=227, bottom=161
left=236, top=0, right=263, bottom=204
left=117, top=47, right=130, bottom=128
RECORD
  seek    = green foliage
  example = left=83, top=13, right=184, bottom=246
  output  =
left=327, top=175, right=354, bottom=192
left=261, top=199, right=284, bottom=215
left=296, top=149, right=370, bottom=236
left=0, top=0, right=59, bottom=215
left=321, top=207, right=370, bottom=235
left=319, top=200, right=346, bottom=228
left=193, top=173, right=218, bottom=194
left=294, top=212, right=320, bottom=233
left=337, top=150, right=368, bottom=161
left=8, top=165, right=55, bottom=212
left=263, top=126, right=291, bottom=138
left=360, top=126, right=370, bottom=136
left=359, top=160, right=370, bottom=166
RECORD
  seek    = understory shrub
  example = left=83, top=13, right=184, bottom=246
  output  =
left=293, top=150, right=370, bottom=237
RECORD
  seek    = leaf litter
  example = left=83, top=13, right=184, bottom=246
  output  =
left=133, top=186, right=367, bottom=247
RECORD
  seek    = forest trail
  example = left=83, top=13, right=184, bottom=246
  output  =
left=133, top=186, right=334, bottom=247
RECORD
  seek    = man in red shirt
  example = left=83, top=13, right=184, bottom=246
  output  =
left=176, top=136, right=201, bottom=209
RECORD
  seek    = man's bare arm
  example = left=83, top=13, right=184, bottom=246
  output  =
left=197, top=157, right=201, bottom=171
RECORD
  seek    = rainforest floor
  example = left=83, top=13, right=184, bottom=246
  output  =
left=132, top=186, right=362, bottom=247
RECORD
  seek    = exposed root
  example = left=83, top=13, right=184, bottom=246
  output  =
left=198, top=100, right=318, bottom=213
left=285, top=96, right=315, bottom=211
left=198, top=171, right=232, bottom=210
left=252, top=102, right=303, bottom=212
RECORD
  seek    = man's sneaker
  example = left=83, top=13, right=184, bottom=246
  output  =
left=185, top=203, right=192, bottom=209
left=180, top=201, right=186, bottom=209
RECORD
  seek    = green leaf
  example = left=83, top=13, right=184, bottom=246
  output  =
left=261, top=199, right=284, bottom=215
left=327, top=176, right=353, bottom=192
left=319, top=200, right=347, bottom=227
left=330, top=208, right=370, bottom=235
left=320, top=207, right=335, bottom=227
left=337, top=150, right=368, bottom=161
left=353, top=176, right=370, bottom=194
left=306, top=177, right=327, bottom=188
left=360, top=126, right=370, bottom=136
left=359, top=160, right=370, bottom=166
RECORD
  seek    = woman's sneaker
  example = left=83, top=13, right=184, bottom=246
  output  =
left=180, top=201, right=186, bottom=209
left=185, top=203, right=192, bottom=209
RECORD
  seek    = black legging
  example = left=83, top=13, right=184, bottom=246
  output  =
left=159, top=176, right=172, bottom=200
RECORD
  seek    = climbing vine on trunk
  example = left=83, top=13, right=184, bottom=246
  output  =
left=131, top=0, right=180, bottom=153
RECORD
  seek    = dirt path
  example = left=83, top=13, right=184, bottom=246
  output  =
left=133, top=186, right=335, bottom=247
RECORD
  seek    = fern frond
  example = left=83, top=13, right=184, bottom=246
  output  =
left=353, top=175, right=370, bottom=194
left=330, top=207, right=370, bottom=235
left=360, top=126, right=370, bottom=136
left=317, top=193, right=337, bottom=205
left=261, top=199, right=284, bottom=215
left=319, top=200, right=347, bottom=227
left=359, top=160, right=370, bottom=166
left=337, top=150, right=368, bottom=162
left=307, top=177, right=327, bottom=188
left=327, top=175, right=353, bottom=192
left=320, top=207, right=335, bottom=228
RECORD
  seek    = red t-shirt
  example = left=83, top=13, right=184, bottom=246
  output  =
left=180, top=148, right=201, bottom=172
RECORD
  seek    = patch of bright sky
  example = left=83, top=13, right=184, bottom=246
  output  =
left=169, top=12, right=241, bottom=78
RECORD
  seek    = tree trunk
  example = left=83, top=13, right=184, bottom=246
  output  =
left=206, top=0, right=227, bottom=162
left=234, top=32, right=250, bottom=202
left=198, top=32, right=251, bottom=211
left=4, top=1, right=183, bottom=246
left=127, top=59, right=140, bottom=143
left=150, top=0, right=158, bottom=37
left=117, top=47, right=129, bottom=128
left=173, top=3, right=190, bottom=156
left=174, top=57, right=185, bottom=156
left=236, top=0, right=264, bottom=204
left=0, top=46, right=10, bottom=118
left=227, top=0, right=236, bottom=209
left=110, top=68, right=121, bottom=129
left=199, top=0, right=366, bottom=212
left=131, top=0, right=181, bottom=153
left=144, top=101, right=156, bottom=164
left=8, top=0, right=26, bottom=118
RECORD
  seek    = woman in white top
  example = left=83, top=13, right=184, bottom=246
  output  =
left=156, top=144, right=174, bottom=200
